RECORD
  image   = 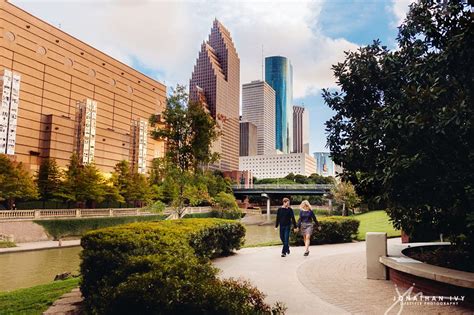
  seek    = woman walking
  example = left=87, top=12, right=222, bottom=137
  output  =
left=297, top=200, right=321, bottom=256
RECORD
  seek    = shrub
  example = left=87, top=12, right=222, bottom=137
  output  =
left=35, top=215, right=165, bottom=240
left=0, top=241, right=16, bottom=248
left=80, top=219, right=279, bottom=314
left=290, top=216, right=360, bottom=245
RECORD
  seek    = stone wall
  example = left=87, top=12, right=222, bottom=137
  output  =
left=0, top=221, right=50, bottom=242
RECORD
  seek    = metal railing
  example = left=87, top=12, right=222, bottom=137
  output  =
left=0, top=208, right=141, bottom=220
left=232, top=184, right=334, bottom=190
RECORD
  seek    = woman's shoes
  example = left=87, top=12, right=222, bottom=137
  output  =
left=304, top=251, right=309, bottom=256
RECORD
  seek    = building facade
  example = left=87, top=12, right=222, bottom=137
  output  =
left=189, top=19, right=240, bottom=171
left=265, top=56, right=293, bottom=154
left=314, top=152, right=336, bottom=177
left=0, top=1, right=166, bottom=173
left=239, top=152, right=316, bottom=179
left=241, top=80, right=275, bottom=155
left=239, top=121, right=257, bottom=156
left=293, top=105, right=309, bottom=154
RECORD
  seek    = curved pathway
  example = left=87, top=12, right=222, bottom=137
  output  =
left=213, top=238, right=472, bottom=315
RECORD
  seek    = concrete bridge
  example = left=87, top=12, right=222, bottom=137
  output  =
left=232, top=184, right=333, bottom=220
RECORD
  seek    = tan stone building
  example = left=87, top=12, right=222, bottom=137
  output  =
left=0, top=0, right=166, bottom=174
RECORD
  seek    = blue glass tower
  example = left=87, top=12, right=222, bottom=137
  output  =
left=265, top=56, right=293, bottom=153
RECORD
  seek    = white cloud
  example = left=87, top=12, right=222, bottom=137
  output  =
left=12, top=0, right=359, bottom=98
left=391, top=0, right=415, bottom=27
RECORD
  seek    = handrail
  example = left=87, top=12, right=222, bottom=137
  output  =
left=0, top=208, right=141, bottom=220
left=232, top=184, right=333, bottom=190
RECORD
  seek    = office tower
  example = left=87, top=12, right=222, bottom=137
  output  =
left=241, top=80, right=276, bottom=155
left=265, top=56, right=293, bottom=153
left=239, top=121, right=257, bottom=156
left=293, top=105, right=309, bottom=153
left=314, top=152, right=336, bottom=177
left=189, top=19, right=240, bottom=171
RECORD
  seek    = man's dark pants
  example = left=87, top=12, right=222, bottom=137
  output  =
left=279, top=225, right=291, bottom=254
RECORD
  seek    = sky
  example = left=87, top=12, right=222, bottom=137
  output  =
left=12, top=0, right=414, bottom=153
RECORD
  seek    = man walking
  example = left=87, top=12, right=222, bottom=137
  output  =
left=275, top=197, right=297, bottom=257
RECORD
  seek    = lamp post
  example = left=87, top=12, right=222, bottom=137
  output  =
left=261, top=193, right=270, bottom=221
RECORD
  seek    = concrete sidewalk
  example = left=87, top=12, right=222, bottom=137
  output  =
left=213, top=238, right=471, bottom=315
left=0, top=239, right=81, bottom=254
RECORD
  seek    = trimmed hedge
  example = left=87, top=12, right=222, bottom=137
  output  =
left=80, top=219, right=283, bottom=314
left=35, top=215, right=166, bottom=240
left=290, top=216, right=360, bottom=245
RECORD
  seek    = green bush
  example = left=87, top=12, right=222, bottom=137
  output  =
left=80, top=219, right=280, bottom=314
left=0, top=241, right=16, bottom=248
left=290, top=216, right=360, bottom=245
left=35, top=215, right=166, bottom=240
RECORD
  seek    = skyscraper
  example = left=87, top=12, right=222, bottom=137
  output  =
left=189, top=19, right=240, bottom=171
left=241, top=80, right=276, bottom=155
left=239, top=121, right=257, bottom=156
left=265, top=56, right=293, bottom=153
left=293, top=105, right=309, bottom=154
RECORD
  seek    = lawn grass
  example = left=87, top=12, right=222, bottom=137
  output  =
left=0, top=277, right=80, bottom=315
left=353, top=210, right=401, bottom=241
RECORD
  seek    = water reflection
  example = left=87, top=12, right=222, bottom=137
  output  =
left=0, top=247, right=81, bottom=292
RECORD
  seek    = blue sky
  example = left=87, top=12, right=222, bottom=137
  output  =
left=14, top=0, right=412, bottom=154
left=294, top=0, right=406, bottom=152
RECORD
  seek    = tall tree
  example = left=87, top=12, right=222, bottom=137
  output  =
left=149, top=85, right=220, bottom=216
left=324, top=0, right=473, bottom=244
left=36, top=158, right=62, bottom=208
left=331, top=181, right=361, bottom=216
left=61, top=154, right=111, bottom=208
left=0, top=155, right=38, bottom=209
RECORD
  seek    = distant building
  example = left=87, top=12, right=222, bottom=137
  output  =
left=293, top=105, right=309, bottom=153
left=239, top=152, right=316, bottom=179
left=189, top=19, right=240, bottom=171
left=223, top=170, right=253, bottom=188
left=314, top=152, right=339, bottom=177
left=239, top=121, right=257, bottom=156
left=241, top=80, right=276, bottom=155
left=265, top=56, right=293, bottom=153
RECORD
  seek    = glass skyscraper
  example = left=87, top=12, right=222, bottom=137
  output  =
left=265, top=56, right=293, bottom=153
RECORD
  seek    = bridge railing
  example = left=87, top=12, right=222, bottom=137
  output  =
left=0, top=208, right=141, bottom=220
left=232, top=184, right=334, bottom=190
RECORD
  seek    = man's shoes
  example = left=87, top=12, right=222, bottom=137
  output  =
left=281, top=253, right=286, bottom=257
left=304, top=251, right=309, bottom=256
left=287, top=249, right=290, bottom=255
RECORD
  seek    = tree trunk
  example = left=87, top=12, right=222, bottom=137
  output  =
left=342, top=202, right=347, bottom=216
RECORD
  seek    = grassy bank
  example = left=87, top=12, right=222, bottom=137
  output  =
left=0, top=278, right=80, bottom=314
left=35, top=215, right=166, bottom=240
left=354, top=210, right=401, bottom=241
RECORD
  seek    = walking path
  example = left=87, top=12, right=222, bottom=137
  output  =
left=213, top=238, right=472, bottom=315
left=0, top=239, right=80, bottom=254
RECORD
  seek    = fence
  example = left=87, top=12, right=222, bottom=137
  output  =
left=0, top=208, right=141, bottom=220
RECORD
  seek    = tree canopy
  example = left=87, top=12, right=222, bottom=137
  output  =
left=323, top=0, right=473, bottom=245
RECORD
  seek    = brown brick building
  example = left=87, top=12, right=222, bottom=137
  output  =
left=189, top=19, right=240, bottom=171
left=0, top=0, right=166, bottom=173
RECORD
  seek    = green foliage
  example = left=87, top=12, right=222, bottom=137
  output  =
left=36, top=158, right=62, bottom=203
left=331, top=181, right=361, bottom=216
left=150, top=85, right=220, bottom=172
left=0, top=278, right=80, bottom=315
left=144, top=200, right=166, bottom=213
left=59, top=154, right=117, bottom=207
left=0, top=240, right=16, bottom=248
left=323, top=0, right=473, bottom=246
left=212, top=192, right=242, bottom=219
left=34, top=215, right=165, bottom=240
left=80, top=219, right=279, bottom=314
left=0, top=154, right=38, bottom=209
left=111, top=160, right=152, bottom=206
left=290, top=216, right=360, bottom=245
left=255, top=174, right=335, bottom=185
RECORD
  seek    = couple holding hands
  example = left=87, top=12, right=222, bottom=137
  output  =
left=275, top=198, right=321, bottom=257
